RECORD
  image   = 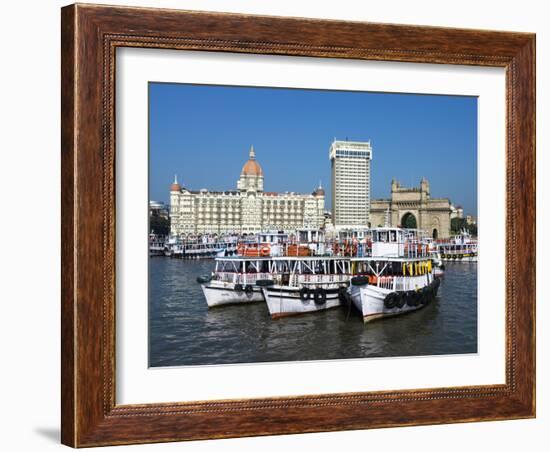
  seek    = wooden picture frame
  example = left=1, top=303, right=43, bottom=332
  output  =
left=61, top=3, right=535, bottom=447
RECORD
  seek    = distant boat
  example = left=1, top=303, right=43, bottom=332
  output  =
left=163, top=235, right=238, bottom=259
left=149, top=232, right=167, bottom=256
left=436, top=230, right=478, bottom=262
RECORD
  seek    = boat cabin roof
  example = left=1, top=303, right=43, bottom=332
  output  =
left=215, top=255, right=350, bottom=262
left=215, top=255, right=429, bottom=263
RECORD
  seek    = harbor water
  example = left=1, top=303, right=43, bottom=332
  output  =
left=149, top=258, right=477, bottom=367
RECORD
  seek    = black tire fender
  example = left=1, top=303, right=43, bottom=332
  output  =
left=404, top=291, right=416, bottom=307
left=412, top=291, right=421, bottom=306
left=419, top=287, right=430, bottom=304
left=299, top=287, right=311, bottom=301
left=314, top=288, right=327, bottom=305
left=396, top=292, right=406, bottom=308
left=338, top=286, right=348, bottom=303
left=384, top=292, right=398, bottom=309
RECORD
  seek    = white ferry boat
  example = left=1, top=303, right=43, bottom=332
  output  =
left=163, top=236, right=184, bottom=258
left=164, top=235, right=238, bottom=259
left=259, top=257, right=352, bottom=319
left=149, top=232, right=167, bottom=256
left=348, top=227, right=440, bottom=323
left=183, top=241, right=233, bottom=259
left=199, top=256, right=272, bottom=307
left=436, top=230, right=478, bottom=262
left=200, top=253, right=351, bottom=316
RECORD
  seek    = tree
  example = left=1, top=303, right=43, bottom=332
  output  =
left=451, top=217, right=477, bottom=237
left=450, top=217, right=466, bottom=233
left=150, top=215, right=170, bottom=236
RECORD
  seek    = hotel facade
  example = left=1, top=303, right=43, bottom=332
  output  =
left=169, top=146, right=325, bottom=236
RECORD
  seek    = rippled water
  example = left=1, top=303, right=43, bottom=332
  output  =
left=149, top=258, right=477, bottom=367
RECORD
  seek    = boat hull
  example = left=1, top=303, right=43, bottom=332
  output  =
left=261, top=286, right=344, bottom=319
left=349, top=279, right=439, bottom=323
left=201, top=281, right=264, bottom=307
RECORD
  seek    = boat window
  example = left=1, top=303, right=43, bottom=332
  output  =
left=390, top=230, right=397, bottom=242
left=379, top=231, right=388, bottom=242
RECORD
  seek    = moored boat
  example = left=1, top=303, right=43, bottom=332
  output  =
left=164, top=234, right=239, bottom=259
left=199, top=256, right=273, bottom=307
left=348, top=227, right=440, bottom=323
left=149, top=232, right=167, bottom=256
left=436, top=230, right=478, bottom=262
left=260, top=257, right=352, bottom=319
left=200, top=278, right=264, bottom=307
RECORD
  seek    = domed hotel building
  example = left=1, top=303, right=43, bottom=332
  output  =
left=169, top=146, right=325, bottom=236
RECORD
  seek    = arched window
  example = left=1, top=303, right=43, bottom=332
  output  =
left=401, top=212, right=417, bottom=229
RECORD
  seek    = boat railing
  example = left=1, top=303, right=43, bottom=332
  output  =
left=296, top=273, right=351, bottom=286
left=375, top=274, right=431, bottom=291
left=213, top=271, right=351, bottom=286
left=403, top=241, right=431, bottom=258
left=214, top=272, right=273, bottom=285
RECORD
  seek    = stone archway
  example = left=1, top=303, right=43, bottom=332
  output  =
left=370, top=179, right=453, bottom=239
left=401, top=212, right=417, bottom=229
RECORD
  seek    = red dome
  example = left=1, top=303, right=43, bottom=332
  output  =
left=312, top=182, right=325, bottom=197
left=241, top=145, right=263, bottom=176
left=241, top=160, right=263, bottom=176
left=170, top=175, right=181, bottom=192
left=313, top=187, right=325, bottom=197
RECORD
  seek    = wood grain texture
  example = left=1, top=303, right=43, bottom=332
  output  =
left=60, top=3, right=536, bottom=447
left=60, top=5, right=76, bottom=447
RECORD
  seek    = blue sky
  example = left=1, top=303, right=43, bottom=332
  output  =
left=149, top=83, right=477, bottom=215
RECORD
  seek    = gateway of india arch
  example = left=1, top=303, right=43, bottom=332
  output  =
left=370, top=178, right=453, bottom=240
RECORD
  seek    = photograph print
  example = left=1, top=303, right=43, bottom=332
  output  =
left=148, top=82, right=478, bottom=367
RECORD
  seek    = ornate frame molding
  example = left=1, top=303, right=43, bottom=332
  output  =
left=61, top=4, right=535, bottom=447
